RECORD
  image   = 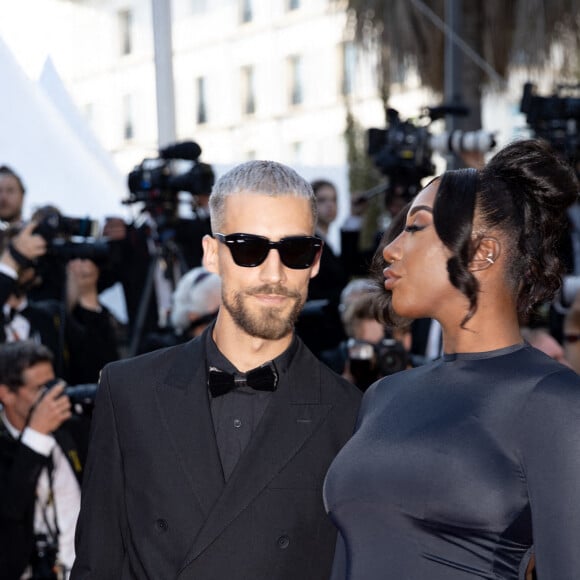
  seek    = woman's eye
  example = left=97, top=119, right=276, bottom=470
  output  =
left=404, top=224, right=424, bottom=233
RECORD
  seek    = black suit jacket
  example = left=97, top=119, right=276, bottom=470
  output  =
left=0, top=418, right=85, bottom=579
left=72, top=331, right=361, bottom=580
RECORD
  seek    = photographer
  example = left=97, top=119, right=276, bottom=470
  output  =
left=0, top=341, right=86, bottom=579
left=0, top=216, right=119, bottom=384
left=320, top=279, right=412, bottom=391
left=0, top=165, right=26, bottom=225
left=102, top=142, right=215, bottom=355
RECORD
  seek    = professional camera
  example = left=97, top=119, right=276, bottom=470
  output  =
left=43, top=379, right=99, bottom=416
left=347, top=336, right=409, bottom=391
left=30, top=533, right=61, bottom=580
left=367, top=107, right=496, bottom=202
left=520, top=82, right=580, bottom=172
left=63, top=383, right=99, bottom=405
left=32, top=207, right=109, bottom=263
left=126, top=141, right=215, bottom=210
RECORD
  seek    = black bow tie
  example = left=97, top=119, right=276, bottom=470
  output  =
left=207, top=362, right=279, bottom=398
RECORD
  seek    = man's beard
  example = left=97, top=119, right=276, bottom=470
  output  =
left=223, top=283, right=305, bottom=340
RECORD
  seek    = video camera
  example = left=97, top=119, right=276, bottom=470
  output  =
left=32, top=207, right=109, bottom=263
left=520, top=82, right=580, bottom=173
left=125, top=141, right=215, bottom=223
left=366, top=106, right=496, bottom=203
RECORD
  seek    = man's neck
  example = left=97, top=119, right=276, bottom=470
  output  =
left=0, top=408, right=24, bottom=434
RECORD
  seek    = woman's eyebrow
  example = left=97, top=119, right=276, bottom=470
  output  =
left=408, top=205, right=433, bottom=217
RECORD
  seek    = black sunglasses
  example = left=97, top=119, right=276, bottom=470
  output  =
left=214, top=233, right=323, bottom=269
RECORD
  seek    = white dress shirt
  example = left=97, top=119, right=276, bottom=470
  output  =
left=1, top=411, right=81, bottom=577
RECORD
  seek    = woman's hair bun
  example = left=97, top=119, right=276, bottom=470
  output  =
left=484, top=138, right=579, bottom=214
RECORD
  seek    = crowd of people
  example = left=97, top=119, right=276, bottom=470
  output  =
left=1, top=138, right=580, bottom=579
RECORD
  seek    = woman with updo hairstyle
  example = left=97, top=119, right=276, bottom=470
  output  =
left=323, top=139, right=580, bottom=580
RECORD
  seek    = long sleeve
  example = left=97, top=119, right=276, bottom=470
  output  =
left=71, top=366, right=127, bottom=579
left=328, top=531, right=347, bottom=580
left=518, top=368, right=580, bottom=579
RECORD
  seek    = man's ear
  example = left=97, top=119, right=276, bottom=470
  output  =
left=202, top=234, right=219, bottom=274
left=309, top=247, right=323, bottom=280
left=470, top=236, right=501, bottom=272
left=0, top=384, right=12, bottom=406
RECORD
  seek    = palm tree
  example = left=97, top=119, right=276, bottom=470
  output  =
left=341, top=0, right=580, bottom=130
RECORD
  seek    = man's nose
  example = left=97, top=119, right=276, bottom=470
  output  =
left=259, top=248, right=286, bottom=283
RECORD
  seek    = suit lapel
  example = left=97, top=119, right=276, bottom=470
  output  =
left=155, top=336, right=225, bottom=519
left=180, top=341, right=333, bottom=568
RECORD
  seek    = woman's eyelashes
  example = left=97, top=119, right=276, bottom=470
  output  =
left=404, top=223, right=427, bottom=234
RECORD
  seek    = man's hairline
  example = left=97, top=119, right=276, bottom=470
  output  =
left=211, top=189, right=316, bottom=232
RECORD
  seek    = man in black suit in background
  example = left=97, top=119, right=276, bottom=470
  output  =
left=0, top=341, right=85, bottom=579
left=0, top=222, right=119, bottom=384
left=72, top=160, right=361, bottom=580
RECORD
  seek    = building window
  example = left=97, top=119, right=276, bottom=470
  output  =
left=123, top=94, right=134, bottom=140
left=119, top=9, right=133, bottom=56
left=240, top=0, right=253, bottom=23
left=341, top=42, right=357, bottom=96
left=288, top=55, right=304, bottom=106
left=241, top=66, right=256, bottom=115
left=287, top=0, right=300, bottom=10
left=196, top=77, right=207, bottom=124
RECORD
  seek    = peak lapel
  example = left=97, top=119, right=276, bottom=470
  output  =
left=155, top=339, right=225, bottom=518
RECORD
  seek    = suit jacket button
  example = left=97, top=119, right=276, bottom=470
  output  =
left=276, top=535, right=290, bottom=549
left=156, top=519, right=168, bottom=532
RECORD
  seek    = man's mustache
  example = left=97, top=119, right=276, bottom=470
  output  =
left=245, top=284, right=301, bottom=299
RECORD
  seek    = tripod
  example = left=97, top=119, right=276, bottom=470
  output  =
left=127, top=232, right=189, bottom=357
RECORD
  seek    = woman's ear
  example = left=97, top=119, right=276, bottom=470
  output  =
left=470, top=236, right=501, bottom=272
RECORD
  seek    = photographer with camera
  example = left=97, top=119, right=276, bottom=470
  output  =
left=102, top=141, right=215, bottom=355
left=0, top=211, right=119, bottom=385
left=320, top=279, right=412, bottom=391
left=0, top=341, right=86, bottom=579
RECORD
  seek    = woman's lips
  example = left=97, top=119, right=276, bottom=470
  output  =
left=383, top=267, right=401, bottom=291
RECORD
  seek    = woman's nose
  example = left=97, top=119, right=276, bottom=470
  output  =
left=382, top=235, right=402, bottom=264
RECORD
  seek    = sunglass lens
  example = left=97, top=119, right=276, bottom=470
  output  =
left=230, top=236, right=269, bottom=267
left=280, top=238, right=320, bottom=269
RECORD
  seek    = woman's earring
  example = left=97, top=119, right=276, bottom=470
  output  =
left=486, top=253, right=495, bottom=265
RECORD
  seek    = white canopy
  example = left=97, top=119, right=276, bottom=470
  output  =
left=0, top=37, right=127, bottom=222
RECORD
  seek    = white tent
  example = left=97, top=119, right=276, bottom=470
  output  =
left=38, top=57, right=125, bottom=188
left=0, top=37, right=127, bottom=221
